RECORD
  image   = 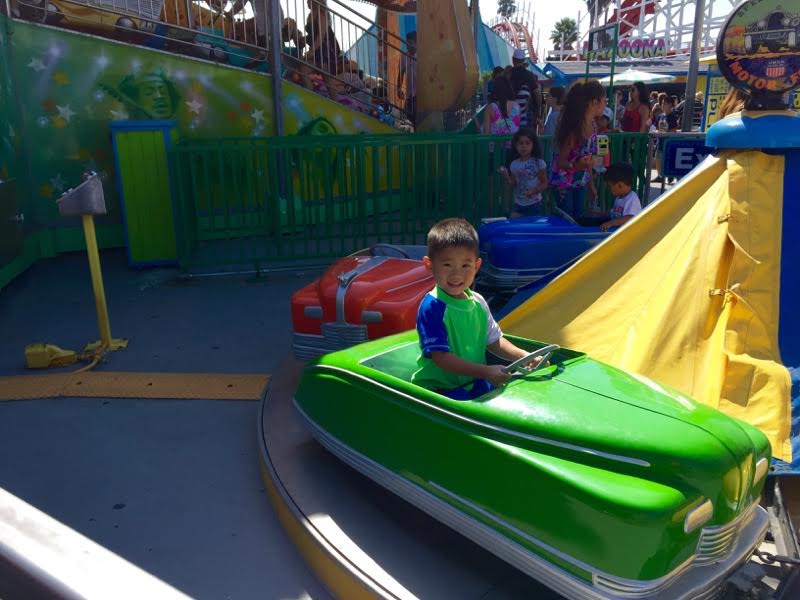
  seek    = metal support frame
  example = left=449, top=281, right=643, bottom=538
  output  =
left=268, top=0, right=283, bottom=137
left=682, top=0, right=706, bottom=132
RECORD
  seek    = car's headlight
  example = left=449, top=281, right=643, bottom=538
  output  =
left=753, top=457, right=769, bottom=485
left=684, top=499, right=714, bottom=533
left=783, top=17, right=791, bottom=26
left=758, top=20, right=767, bottom=28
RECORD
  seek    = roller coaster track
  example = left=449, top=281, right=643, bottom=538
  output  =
left=491, top=18, right=538, bottom=63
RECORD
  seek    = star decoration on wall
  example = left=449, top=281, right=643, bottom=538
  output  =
left=56, top=105, right=76, bottom=122
left=52, top=72, right=69, bottom=85
left=27, top=58, right=46, bottom=72
left=49, top=173, right=66, bottom=191
left=251, top=109, right=264, bottom=124
left=186, top=98, right=203, bottom=114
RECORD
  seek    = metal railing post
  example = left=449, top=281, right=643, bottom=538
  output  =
left=268, top=0, right=284, bottom=137
left=682, top=0, right=706, bottom=131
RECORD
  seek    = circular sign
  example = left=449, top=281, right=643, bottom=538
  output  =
left=717, top=0, right=800, bottom=99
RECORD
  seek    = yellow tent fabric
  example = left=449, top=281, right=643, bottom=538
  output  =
left=501, top=151, right=792, bottom=461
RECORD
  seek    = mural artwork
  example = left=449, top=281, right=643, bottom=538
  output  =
left=1, top=18, right=393, bottom=227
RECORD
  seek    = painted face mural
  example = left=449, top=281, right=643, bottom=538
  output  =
left=117, top=69, right=179, bottom=119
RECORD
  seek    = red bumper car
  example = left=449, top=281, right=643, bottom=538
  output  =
left=291, top=245, right=431, bottom=359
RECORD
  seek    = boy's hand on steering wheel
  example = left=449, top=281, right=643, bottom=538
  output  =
left=524, top=356, right=545, bottom=369
left=483, top=364, right=512, bottom=387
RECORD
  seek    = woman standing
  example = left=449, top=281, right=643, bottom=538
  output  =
left=621, top=82, right=651, bottom=133
left=551, top=81, right=606, bottom=219
left=482, top=76, right=521, bottom=138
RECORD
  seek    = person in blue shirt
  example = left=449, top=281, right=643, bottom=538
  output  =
left=411, top=218, right=542, bottom=399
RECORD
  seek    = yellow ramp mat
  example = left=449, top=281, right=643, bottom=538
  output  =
left=501, top=151, right=792, bottom=462
left=0, top=372, right=269, bottom=401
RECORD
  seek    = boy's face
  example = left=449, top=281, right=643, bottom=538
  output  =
left=608, top=181, right=631, bottom=197
left=423, top=247, right=481, bottom=299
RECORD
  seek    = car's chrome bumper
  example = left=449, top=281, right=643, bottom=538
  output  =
left=477, top=263, right=550, bottom=292
left=293, top=323, right=369, bottom=360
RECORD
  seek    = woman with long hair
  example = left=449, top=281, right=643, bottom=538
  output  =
left=551, top=80, right=606, bottom=219
left=621, top=81, right=650, bottom=133
left=482, top=76, right=521, bottom=136
left=717, top=88, right=748, bottom=119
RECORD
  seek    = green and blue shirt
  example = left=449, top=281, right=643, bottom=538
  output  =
left=411, top=286, right=502, bottom=391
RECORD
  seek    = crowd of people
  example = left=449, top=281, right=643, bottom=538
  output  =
left=278, top=1, right=416, bottom=129
left=484, top=67, right=642, bottom=226
left=481, top=57, right=724, bottom=221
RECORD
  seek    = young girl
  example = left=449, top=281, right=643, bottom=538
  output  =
left=551, top=81, right=606, bottom=219
left=499, top=129, right=549, bottom=217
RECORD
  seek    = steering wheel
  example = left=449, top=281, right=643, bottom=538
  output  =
left=372, top=243, right=411, bottom=259
left=502, top=344, right=560, bottom=376
left=553, top=207, right=579, bottom=227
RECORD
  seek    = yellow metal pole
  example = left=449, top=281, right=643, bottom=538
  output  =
left=81, top=214, right=113, bottom=348
left=80, top=215, right=126, bottom=351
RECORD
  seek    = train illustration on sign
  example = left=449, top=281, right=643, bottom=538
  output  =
left=745, top=9, right=800, bottom=52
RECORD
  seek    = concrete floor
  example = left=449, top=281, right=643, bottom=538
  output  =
left=0, top=250, right=332, bottom=599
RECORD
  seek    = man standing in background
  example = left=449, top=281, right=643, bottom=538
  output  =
left=510, top=48, right=541, bottom=131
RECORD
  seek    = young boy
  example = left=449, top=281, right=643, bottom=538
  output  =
left=541, top=86, right=564, bottom=136
left=411, top=218, right=541, bottom=400
left=600, top=163, right=642, bottom=232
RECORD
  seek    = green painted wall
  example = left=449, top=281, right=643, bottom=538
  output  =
left=0, top=14, right=395, bottom=288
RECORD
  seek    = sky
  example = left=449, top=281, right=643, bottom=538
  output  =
left=308, top=0, right=590, bottom=57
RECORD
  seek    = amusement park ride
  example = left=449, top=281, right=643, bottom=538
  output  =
left=589, top=0, right=741, bottom=55
left=493, top=0, right=743, bottom=61
left=489, top=0, right=541, bottom=61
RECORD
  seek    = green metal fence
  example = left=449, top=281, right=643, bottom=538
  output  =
left=168, top=132, right=649, bottom=273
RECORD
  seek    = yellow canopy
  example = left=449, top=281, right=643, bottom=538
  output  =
left=501, top=151, right=792, bottom=461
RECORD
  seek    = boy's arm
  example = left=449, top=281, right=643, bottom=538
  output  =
left=430, top=351, right=511, bottom=387
left=487, top=336, right=531, bottom=361
left=599, top=214, right=633, bottom=231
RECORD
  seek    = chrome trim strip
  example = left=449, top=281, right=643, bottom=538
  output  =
left=335, top=257, right=388, bottom=323
left=753, top=457, right=768, bottom=483
left=684, top=499, right=714, bottom=534
left=311, top=364, right=651, bottom=467
left=294, top=402, right=769, bottom=600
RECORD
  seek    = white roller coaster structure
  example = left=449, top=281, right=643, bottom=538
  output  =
left=489, top=1, right=541, bottom=62
left=586, top=0, right=738, bottom=55
left=490, top=0, right=738, bottom=60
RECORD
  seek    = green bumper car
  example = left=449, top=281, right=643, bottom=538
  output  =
left=294, top=331, right=771, bottom=599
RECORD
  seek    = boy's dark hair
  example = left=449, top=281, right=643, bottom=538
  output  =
left=548, top=86, right=565, bottom=104
left=406, top=31, right=417, bottom=42
left=427, top=218, right=479, bottom=259
left=605, top=162, right=634, bottom=187
left=511, top=128, right=542, bottom=159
